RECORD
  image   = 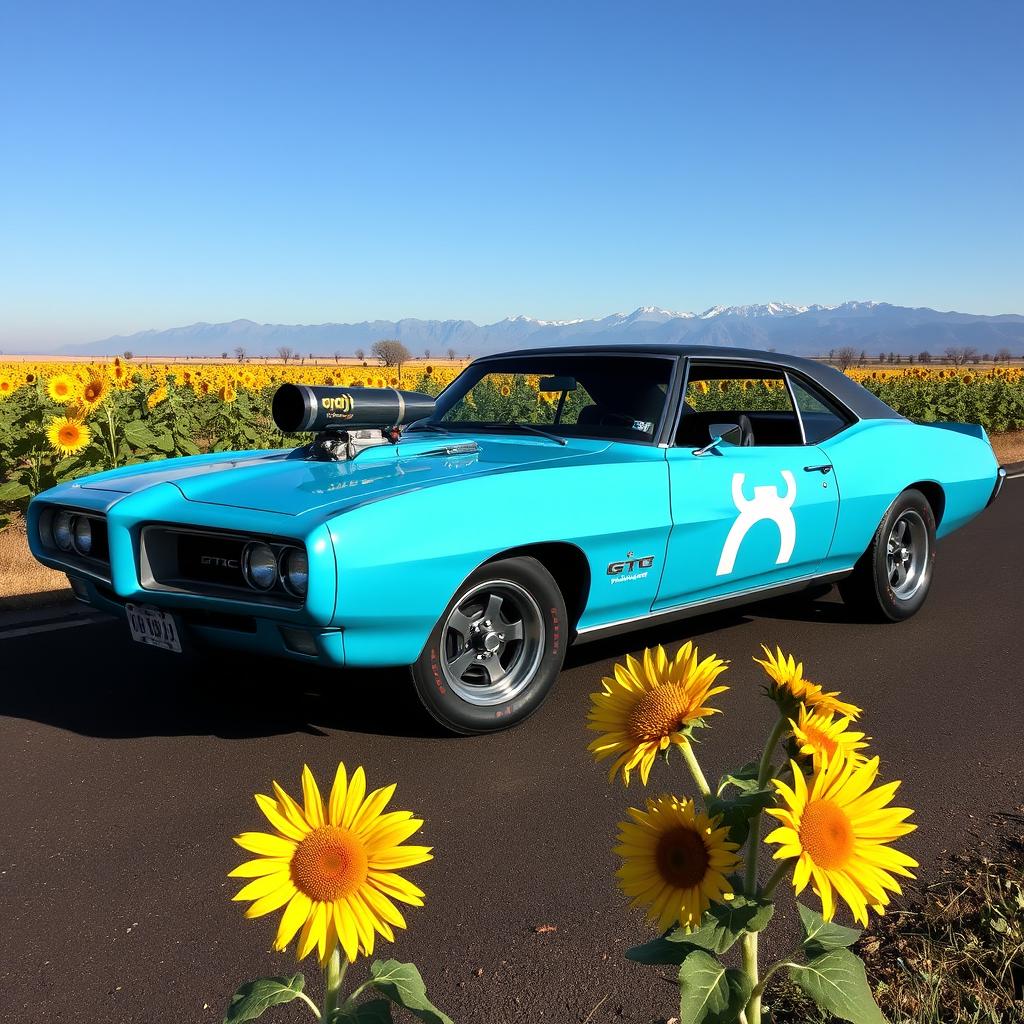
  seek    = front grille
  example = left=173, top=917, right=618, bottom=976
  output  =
left=176, top=532, right=247, bottom=590
left=139, top=525, right=304, bottom=607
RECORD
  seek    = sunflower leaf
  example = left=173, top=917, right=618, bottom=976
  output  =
left=0, top=481, right=30, bottom=501
left=674, top=893, right=775, bottom=954
left=222, top=973, right=305, bottom=1023
left=122, top=420, right=159, bottom=449
left=626, top=937, right=703, bottom=965
left=797, top=903, right=863, bottom=956
left=716, top=761, right=760, bottom=796
left=369, top=960, right=453, bottom=1024
left=788, top=948, right=887, bottom=1024
left=677, top=948, right=753, bottom=1024
left=331, top=999, right=395, bottom=1023
left=706, top=789, right=775, bottom=845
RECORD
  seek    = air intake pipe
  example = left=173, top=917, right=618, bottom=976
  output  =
left=271, top=384, right=436, bottom=433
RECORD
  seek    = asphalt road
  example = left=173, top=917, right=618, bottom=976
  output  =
left=2, top=480, right=1022, bottom=1024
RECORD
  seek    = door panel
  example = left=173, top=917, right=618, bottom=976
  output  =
left=654, top=445, right=839, bottom=610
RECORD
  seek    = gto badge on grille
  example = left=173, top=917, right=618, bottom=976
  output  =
left=201, top=555, right=240, bottom=569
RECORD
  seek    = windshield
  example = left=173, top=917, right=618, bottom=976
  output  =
left=422, top=353, right=676, bottom=444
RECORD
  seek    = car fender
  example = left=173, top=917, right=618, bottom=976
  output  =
left=326, top=450, right=672, bottom=666
left=822, top=419, right=999, bottom=569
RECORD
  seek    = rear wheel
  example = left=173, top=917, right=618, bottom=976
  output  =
left=838, top=488, right=936, bottom=621
left=410, top=556, right=567, bottom=734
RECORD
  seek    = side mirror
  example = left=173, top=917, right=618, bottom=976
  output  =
left=693, top=422, right=744, bottom=456
left=710, top=422, right=744, bottom=447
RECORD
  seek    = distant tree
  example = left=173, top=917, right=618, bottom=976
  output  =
left=371, top=339, right=412, bottom=371
left=918, top=350, right=932, bottom=364
left=982, top=352, right=992, bottom=363
left=424, top=348, right=431, bottom=359
left=859, top=350, right=868, bottom=366
left=834, top=346, right=858, bottom=371
left=333, top=350, right=342, bottom=364
left=276, top=346, right=296, bottom=364
left=944, top=346, right=977, bottom=366
left=355, top=347, right=365, bottom=361
left=234, top=346, right=246, bottom=362
left=996, top=347, right=1012, bottom=363
left=828, top=348, right=835, bottom=364
left=446, top=347, right=457, bottom=361
left=123, top=350, right=134, bottom=360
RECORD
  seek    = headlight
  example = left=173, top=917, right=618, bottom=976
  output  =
left=242, top=542, right=278, bottom=591
left=280, top=546, right=308, bottom=597
left=53, top=511, right=74, bottom=551
left=73, top=516, right=93, bottom=555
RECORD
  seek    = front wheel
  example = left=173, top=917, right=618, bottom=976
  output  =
left=838, top=488, right=937, bottom=621
left=410, top=556, right=567, bottom=734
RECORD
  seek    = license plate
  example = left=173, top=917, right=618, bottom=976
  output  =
left=126, top=602, right=182, bottom=653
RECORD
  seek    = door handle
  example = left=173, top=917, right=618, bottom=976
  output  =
left=803, top=464, right=833, bottom=474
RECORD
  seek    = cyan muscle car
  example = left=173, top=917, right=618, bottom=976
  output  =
left=28, top=346, right=1005, bottom=733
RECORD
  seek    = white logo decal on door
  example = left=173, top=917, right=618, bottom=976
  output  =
left=716, top=471, right=797, bottom=576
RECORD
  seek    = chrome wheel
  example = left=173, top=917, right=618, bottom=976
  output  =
left=440, top=579, right=545, bottom=706
left=885, top=510, right=929, bottom=599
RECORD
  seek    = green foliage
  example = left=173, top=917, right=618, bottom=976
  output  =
left=0, top=378, right=287, bottom=526
left=332, top=1000, right=394, bottom=1023
left=222, top=973, right=306, bottom=1023
left=797, top=903, right=862, bottom=956
left=365, top=960, right=453, bottom=1024
left=788, top=949, right=887, bottom=1024
left=677, top=949, right=753, bottom=1024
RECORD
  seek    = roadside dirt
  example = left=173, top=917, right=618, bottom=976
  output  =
left=992, top=430, right=1024, bottom=465
left=0, top=515, right=69, bottom=604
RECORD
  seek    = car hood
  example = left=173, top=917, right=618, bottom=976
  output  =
left=80, top=433, right=610, bottom=517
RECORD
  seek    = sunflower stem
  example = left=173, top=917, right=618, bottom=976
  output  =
left=760, top=860, right=790, bottom=899
left=741, top=932, right=760, bottom=1022
left=322, top=948, right=347, bottom=1019
left=679, top=742, right=711, bottom=803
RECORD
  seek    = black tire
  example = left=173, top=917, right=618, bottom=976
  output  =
left=410, top=556, right=568, bottom=735
left=838, top=488, right=937, bottom=622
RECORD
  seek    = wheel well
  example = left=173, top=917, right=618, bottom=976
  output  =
left=485, top=542, right=591, bottom=630
left=906, top=480, right=945, bottom=527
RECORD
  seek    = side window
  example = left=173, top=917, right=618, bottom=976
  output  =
left=787, top=376, right=851, bottom=443
left=677, top=364, right=802, bottom=447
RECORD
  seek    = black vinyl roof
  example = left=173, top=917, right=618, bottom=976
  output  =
left=478, top=343, right=904, bottom=422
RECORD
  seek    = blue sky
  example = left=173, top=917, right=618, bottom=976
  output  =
left=1, top=0, right=1021, bottom=348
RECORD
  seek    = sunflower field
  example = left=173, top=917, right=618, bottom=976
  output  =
left=1, top=358, right=1022, bottom=529
left=0, top=359, right=458, bottom=528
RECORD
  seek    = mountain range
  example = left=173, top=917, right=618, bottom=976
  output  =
left=56, top=301, right=1024, bottom=358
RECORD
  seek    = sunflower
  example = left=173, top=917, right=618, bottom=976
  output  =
left=790, top=705, right=869, bottom=769
left=615, top=794, right=741, bottom=931
left=46, top=373, right=79, bottom=404
left=0, top=377, right=13, bottom=398
left=754, top=645, right=861, bottom=719
left=500, top=384, right=511, bottom=397
left=147, top=385, right=169, bottom=409
left=765, top=754, right=917, bottom=925
left=219, top=384, right=237, bottom=402
left=231, top=763, right=432, bottom=965
left=46, top=416, right=91, bottom=456
left=587, top=643, right=729, bottom=785
left=80, top=376, right=110, bottom=410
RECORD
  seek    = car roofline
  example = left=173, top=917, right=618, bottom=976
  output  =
left=473, top=344, right=904, bottom=423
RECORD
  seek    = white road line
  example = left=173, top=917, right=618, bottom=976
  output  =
left=0, top=616, right=111, bottom=640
